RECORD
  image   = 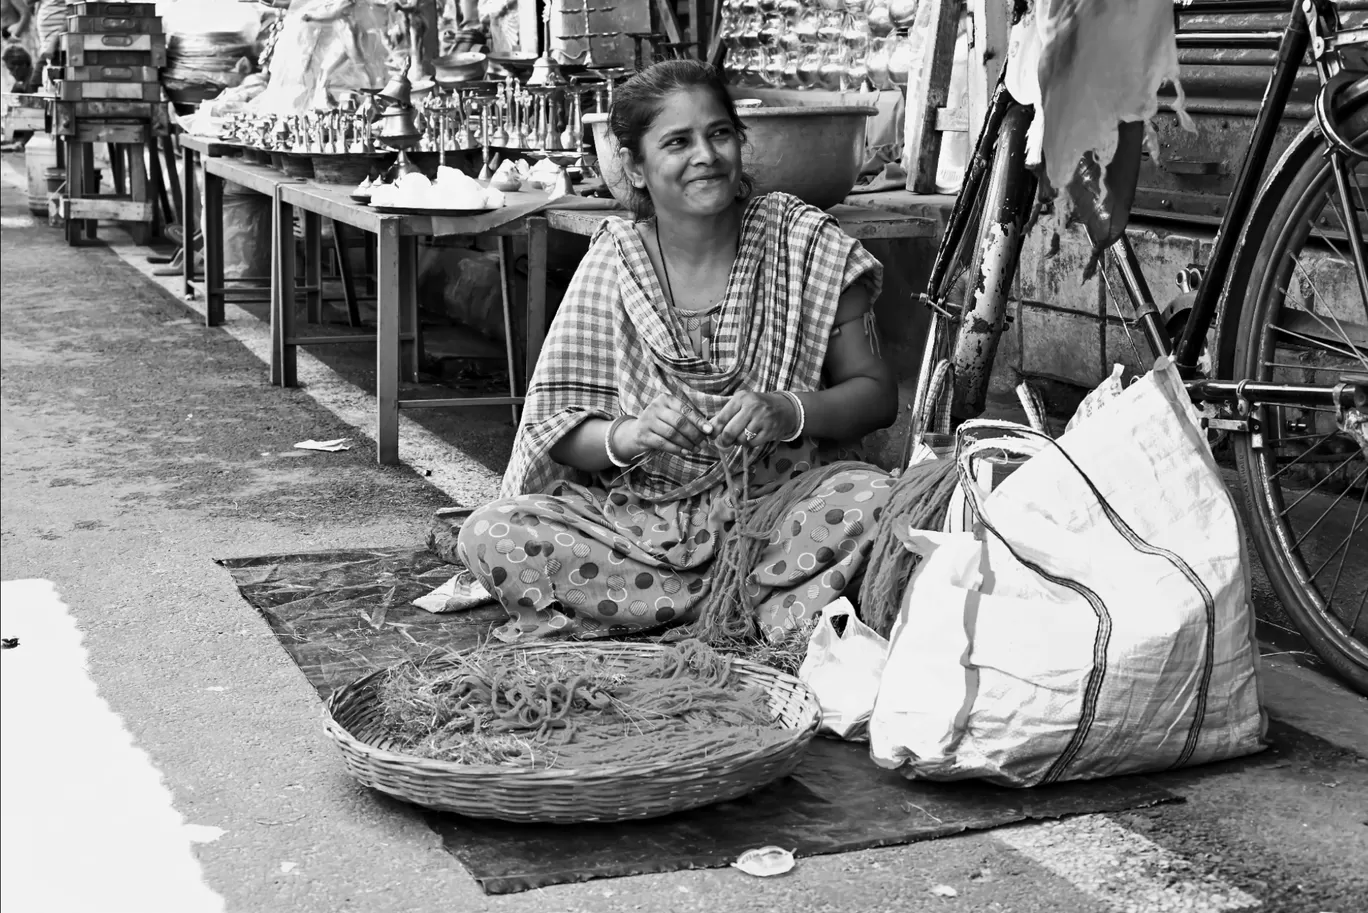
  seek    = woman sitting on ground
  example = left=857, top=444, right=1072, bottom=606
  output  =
left=458, top=59, right=899, bottom=644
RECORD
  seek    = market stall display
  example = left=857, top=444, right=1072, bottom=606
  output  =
left=715, top=0, right=926, bottom=91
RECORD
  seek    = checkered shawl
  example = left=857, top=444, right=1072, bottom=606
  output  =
left=501, top=192, right=883, bottom=501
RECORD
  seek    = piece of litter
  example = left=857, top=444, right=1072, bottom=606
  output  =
left=413, top=569, right=495, bottom=614
left=732, top=846, right=795, bottom=877
left=2, top=637, right=18, bottom=649
left=183, top=824, right=226, bottom=844
left=293, top=438, right=352, bottom=452
left=280, top=862, right=297, bottom=874
left=931, top=884, right=959, bottom=898
left=205, top=686, right=227, bottom=692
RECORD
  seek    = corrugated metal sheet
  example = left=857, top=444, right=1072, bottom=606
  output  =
left=1134, top=0, right=1366, bottom=225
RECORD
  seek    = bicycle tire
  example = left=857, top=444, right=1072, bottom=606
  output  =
left=1228, top=84, right=1368, bottom=694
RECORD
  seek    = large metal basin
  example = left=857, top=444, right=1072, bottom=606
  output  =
left=583, top=102, right=876, bottom=212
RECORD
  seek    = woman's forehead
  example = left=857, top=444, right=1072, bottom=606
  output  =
left=647, top=88, right=730, bottom=134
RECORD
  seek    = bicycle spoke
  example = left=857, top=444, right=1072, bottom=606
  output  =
left=1269, top=429, right=1341, bottom=481
left=1321, top=483, right=1367, bottom=608
left=1262, top=360, right=1359, bottom=372
left=1285, top=260, right=1368, bottom=372
left=1265, top=431, right=1350, bottom=444
left=1277, top=450, right=1365, bottom=518
left=1269, top=323, right=1366, bottom=362
left=1291, top=464, right=1368, bottom=551
left=1311, top=508, right=1368, bottom=587
left=1325, top=153, right=1368, bottom=317
left=1353, top=580, right=1366, bottom=636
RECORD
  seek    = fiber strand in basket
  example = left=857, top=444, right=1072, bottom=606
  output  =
left=376, top=640, right=790, bottom=769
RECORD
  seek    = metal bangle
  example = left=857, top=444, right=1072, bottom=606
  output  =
left=780, top=391, right=806, bottom=443
left=605, top=415, right=634, bottom=468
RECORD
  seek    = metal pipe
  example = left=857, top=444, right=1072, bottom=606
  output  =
left=1176, top=5, right=1311, bottom=375
left=1176, top=31, right=1285, bottom=48
left=1187, top=379, right=1366, bottom=409
left=1175, top=0, right=1293, bottom=14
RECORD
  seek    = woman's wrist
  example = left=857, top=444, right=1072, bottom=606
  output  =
left=778, top=391, right=806, bottom=442
left=606, top=416, right=644, bottom=467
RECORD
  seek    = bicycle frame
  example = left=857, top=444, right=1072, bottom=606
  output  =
left=917, top=0, right=1366, bottom=434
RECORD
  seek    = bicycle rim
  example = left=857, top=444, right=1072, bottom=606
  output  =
left=1233, top=98, right=1368, bottom=693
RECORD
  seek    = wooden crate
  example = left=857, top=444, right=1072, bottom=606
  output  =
left=65, top=65, right=160, bottom=82
left=70, top=2, right=157, bottom=16
left=59, top=80, right=161, bottom=102
left=64, top=46, right=169, bottom=67
left=63, top=32, right=167, bottom=59
left=67, top=16, right=164, bottom=35
left=61, top=197, right=154, bottom=223
left=52, top=99, right=171, bottom=136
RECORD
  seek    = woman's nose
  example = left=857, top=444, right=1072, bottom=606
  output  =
left=692, top=140, right=720, bottom=164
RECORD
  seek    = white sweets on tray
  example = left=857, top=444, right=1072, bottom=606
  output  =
left=364, top=167, right=505, bottom=211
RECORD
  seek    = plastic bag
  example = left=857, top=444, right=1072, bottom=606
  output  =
left=797, top=598, right=889, bottom=741
left=870, top=359, right=1265, bottom=786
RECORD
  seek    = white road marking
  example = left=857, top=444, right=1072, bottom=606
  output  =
left=995, top=815, right=1260, bottom=912
left=0, top=579, right=226, bottom=913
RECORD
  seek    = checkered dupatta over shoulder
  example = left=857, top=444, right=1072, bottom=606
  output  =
left=501, top=193, right=882, bottom=502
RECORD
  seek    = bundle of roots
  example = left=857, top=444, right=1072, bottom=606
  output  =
left=377, top=640, right=790, bottom=768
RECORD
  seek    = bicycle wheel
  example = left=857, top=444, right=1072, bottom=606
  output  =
left=1230, top=89, right=1368, bottom=693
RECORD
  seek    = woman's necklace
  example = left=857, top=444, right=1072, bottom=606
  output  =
left=655, top=224, right=678, bottom=308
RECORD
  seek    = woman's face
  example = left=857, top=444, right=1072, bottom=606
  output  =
left=621, top=87, right=743, bottom=220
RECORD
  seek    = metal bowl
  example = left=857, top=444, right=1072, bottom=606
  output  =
left=434, top=52, right=487, bottom=85
left=583, top=102, right=875, bottom=211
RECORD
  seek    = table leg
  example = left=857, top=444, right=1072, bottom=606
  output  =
left=181, top=146, right=197, bottom=298
left=497, top=235, right=520, bottom=426
left=304, top=210, right=322, bottom=324
left=82, top=142, right=97, bottom=241
left=376, top=222, right=402, bottom=465
left=524, top=216, right=549, bottom=395
left=272, top=191, right=298, bottom=387
left=401, top=234, right=421, bottom=383
left=203, top=167, right=224, bottom=327
left=332, top=221, right=363, bottom=328
left=162, top=137, right=183, bottom=227
left=128, top=142, right=151, bottom=246
left=64, top=139, right=83, bottom=246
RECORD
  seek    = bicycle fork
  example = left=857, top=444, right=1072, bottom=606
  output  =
left=912, top=101, right=1037, bottom=438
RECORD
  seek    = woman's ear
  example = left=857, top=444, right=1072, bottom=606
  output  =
left=618, top=147, right=647, bottom=190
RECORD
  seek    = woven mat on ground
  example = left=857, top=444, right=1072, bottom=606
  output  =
left=218, top=546, right=1180, bottom=895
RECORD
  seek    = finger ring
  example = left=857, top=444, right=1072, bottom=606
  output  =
left=743, top=429, right=758, bottom=443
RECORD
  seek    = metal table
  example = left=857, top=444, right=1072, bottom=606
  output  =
left=274, top=183, right=616, bottom=464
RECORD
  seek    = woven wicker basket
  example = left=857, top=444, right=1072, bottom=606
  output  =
left=323, top=641, right=822, bottom=823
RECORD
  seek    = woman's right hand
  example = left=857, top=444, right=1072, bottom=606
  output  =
left=617, top=395, right=714, bottom=460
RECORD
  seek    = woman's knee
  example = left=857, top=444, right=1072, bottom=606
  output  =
left=456, top=499, right=522, bottom=567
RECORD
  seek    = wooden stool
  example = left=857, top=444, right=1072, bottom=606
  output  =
left=54, top=100, right=171, bottom=246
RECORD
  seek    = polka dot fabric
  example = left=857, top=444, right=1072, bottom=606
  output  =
left=458, top=440, right=895, bottom=643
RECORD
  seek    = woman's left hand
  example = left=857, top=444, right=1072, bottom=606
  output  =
left=710, top=391, right=798, bottom=449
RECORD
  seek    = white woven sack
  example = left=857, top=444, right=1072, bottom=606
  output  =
left=870, top=357, right=1266, bottom=786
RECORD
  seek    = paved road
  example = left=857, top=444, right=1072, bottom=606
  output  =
left=1, top=174, right=1365, bottom=913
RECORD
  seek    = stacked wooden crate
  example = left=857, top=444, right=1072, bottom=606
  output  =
left=56, top=2, right=169, bottom=245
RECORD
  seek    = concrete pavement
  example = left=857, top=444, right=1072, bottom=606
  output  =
left=2, top=173, right=1365, bottom=913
